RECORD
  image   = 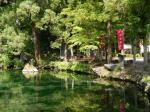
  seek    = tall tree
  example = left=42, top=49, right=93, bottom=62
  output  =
left=127, top=0, right=150, bottom=64
left=16, top=0, right=42, bottom=63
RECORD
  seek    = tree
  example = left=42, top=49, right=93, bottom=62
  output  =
left=126, top=0, right=150, bottom=65
left=16, top=0, right=42, bottom=63
left=0, top=1, right=28, bottom=68
left=52, top=1, right=104, bottom=61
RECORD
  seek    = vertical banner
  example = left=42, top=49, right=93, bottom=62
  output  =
left=117, top=30, right=124, bottom=51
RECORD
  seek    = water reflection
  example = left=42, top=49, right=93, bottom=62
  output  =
left=23, top=72, right=38, bottom=79
left=0, top=71, right=149, bottom=112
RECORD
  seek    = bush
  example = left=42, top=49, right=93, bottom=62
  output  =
left=49, top=61, right=91, bottom=73
left=13, top=59, right=24, bottom=69
left=70, top=61, right=90, bottom=72
left=136, top=53, right=142, bottom=58
left=143, top=76, right=150, bottom=83
left=0, top=54, right=11, bottom=69
left=125, top=54, right=133, bottom=57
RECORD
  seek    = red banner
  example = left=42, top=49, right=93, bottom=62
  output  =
left=117, top=30, right=124, bottom=50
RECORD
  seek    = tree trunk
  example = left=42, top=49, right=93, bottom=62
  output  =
left=105, top=47, right=108, bottom=63
left=64, top=44, right=68, bottom=61
left=71, top=79, right=74, bottom=90
left=70, top=47, right=74, bottom=59
left=134, top=90, right=137, bottom=111
left=143, top=37, right=148, bottom=65
left=60, top=42, right=65, bottom=59
left=107, top=21, right=112, bottom=63
left=98, top=47, right=103, bottom=61
left=65, top=78, right=68, bottom=90
left=132, top=44, right=136, bottom=67
left=148, top=33, right=150, bottom=62
left=32, top=22, right=41, bottom=63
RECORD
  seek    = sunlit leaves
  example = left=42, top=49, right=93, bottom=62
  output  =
left=30, top=4, right=40, bottom=20
left=54, top=1, right=104, bottom=52
left=50, top=41, right=61, bottom=49
left=0, top=26, right=27, bottom=54
left=37, top=9, right=56, bottom=30
left=16, top=1, right=40, bottom=23
left=72, top=26, right=83, bottom=34
left=80, top=45, right=98, bottom=52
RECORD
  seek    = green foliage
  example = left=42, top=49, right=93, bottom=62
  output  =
left=49, top=61, right=91, bottom=73
left=1, top=26, right=27, bottom=53
left=13, top=59, right=24, bottom=69
left=53, top=1, right=104, bottom=52
left=79, top=45, right=98, bottom=52
left=16, top=1, right=40, bottom=23
left=1, top=0, right=150, bottom=69
left=69, top=61, right=90, bottom=72
left=50, top=41, right=61, bottom=49
left=37, top=9, right=56, bottom=30
left=143, top=76, right=150, bottom=83
left=0, top=54, right=10, bottom=69
left=0, top=1, right=30, bottom=69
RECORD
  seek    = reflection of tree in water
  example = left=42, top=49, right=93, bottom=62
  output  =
left=126, top=82, right=148, bottom=111
left=0, top=71, right=149, bottom=112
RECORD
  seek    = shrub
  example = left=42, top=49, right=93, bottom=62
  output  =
left=136, top=53, right=142, bottom=58
left=13, top=59, right=24, bottom=69
left=0, top=54, right=11, bottom=69
left=142, top=76, right=150, bottom=83
left=49, top=61, right=91, bottom=73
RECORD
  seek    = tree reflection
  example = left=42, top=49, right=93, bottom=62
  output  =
left=0, top=71, right=149, bottom=112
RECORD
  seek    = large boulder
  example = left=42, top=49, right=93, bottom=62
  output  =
left=22, top=63, right=38, bottom=73
left=104, top=64, right=119, bottom=71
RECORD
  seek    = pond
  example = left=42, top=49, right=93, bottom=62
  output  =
left=0, top=71, right=149, bottom=112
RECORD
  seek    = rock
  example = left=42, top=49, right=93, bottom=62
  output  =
left=22, top=63, right=38, bottom=73
left=104, top=64, right=119, bottom=71
left=23, top=72, right=38, bottom=79
left=145, top=83, right=150, bottom=93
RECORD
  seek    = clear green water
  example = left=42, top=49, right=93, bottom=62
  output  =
left=0, top=71, right=149, bottom=112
